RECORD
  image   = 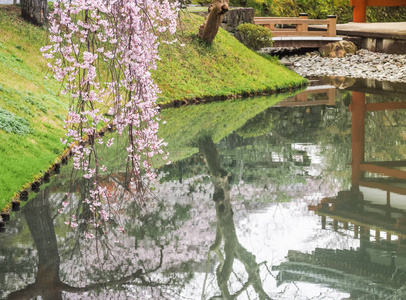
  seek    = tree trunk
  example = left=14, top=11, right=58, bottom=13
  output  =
left=21, top=0, right=47, bottom=26
left=198, top=0, right=229, bottom=43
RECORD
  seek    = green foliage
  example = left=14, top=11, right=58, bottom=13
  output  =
left=366, top=6, right=406, bottom=23
left=236, top=23, right=273, bottom=50
left=0, top=108, right=32, bottom=135
left=229, top=0, right=406, bottom=23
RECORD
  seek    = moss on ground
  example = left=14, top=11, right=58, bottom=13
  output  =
left=0, top=6, right=305, bottom=211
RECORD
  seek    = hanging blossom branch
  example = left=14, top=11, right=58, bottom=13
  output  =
left=41, top=0, right=179, bottom=237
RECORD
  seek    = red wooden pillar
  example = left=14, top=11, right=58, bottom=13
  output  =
left=351, top=0, right=367, bottom=22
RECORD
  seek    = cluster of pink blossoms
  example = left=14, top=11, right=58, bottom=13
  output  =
left=41, top=0, right=179, bottom=237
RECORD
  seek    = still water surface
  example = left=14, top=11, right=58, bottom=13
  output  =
left=1, top=77, right=406, bottom=299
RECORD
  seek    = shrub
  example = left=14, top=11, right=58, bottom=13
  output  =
left=236, top=23, right=273, bottom=51
left=0, top=108, right=32, bottom=135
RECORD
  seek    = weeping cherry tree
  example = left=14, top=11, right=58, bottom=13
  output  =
left=41, top=0, right=179, bottom=238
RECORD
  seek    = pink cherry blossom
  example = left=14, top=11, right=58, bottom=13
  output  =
left=45, top=0, right=179, bottom=233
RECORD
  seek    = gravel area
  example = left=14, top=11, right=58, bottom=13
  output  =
left=279, top=49, right=406, bottom=83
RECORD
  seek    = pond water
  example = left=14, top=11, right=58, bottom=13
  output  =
left=1, top=77, right=406, bottom=299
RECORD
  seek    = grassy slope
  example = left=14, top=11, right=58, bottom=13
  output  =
left=155, top=13, right=306, bottom=103
left=0, top=6, right=305, bottom=211
left=0, top=6, right=69, bottom=211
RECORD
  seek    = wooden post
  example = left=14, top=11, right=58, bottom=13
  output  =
left=363, top=226, right=370, bottom=242
left=333, top=218, right=338, bottom=231
left=351, top=92, right=366, bottom=188
left=295, top=91, right=308, bottom=101
left=327, top=15, right=337, bottom=37
left=328, top=88, right=336, bottom=106
left=298, top=13, right=308, bottom=32
left=375, top=230, right=380, bottom=242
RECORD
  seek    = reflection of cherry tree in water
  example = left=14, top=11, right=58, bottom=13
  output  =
left=4, top=186, right=193, bottom=299
left=199, top=137, right=271, bottom=300
left=3, top=137, right=273, bottom=299
left=7, top=189, right=62, bottom=300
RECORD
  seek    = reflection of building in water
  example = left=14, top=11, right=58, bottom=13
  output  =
left=309, top=90, right=406, bottom=246
left=287, top=91, right=406, bottom=298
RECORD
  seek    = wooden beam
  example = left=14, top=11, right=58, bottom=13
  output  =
left=365, top=102, right=406, bottom=111
left=367, top=0, right=406, bottom=6
left=360, top=164, right=406, bottom=180
left=363, top=160, right=406, bottom=167
left=350, top=0, right=406, bottom=22
left=254, top=18, right=331, bottom=25
left=349, top=102, right=406, bottom=112
left=272, top=40, right=341, bottom=48
left=274, top=100, right=331, bottom=107
left=272, top=31, right=332, bottom=37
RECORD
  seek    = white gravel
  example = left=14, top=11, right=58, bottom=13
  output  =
left=279, top=49, right=406, bottom=83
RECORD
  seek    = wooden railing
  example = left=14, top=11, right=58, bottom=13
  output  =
left=253, top=14, right=337, bottom=37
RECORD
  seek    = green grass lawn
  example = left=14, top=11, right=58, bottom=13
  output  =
left=155, top=13, right=306, bottom=103
left=0, top=6, right=306, bottom=211
left=0, top=6, right=69, bottom=211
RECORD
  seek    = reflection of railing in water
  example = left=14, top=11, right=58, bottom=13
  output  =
left=275, top=85, right=336, bottom=107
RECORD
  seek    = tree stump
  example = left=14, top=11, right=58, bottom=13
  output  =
left=198, top=0, right=229, bottom=43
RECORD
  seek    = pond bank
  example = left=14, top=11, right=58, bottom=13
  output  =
left=280, top=49, right=406, bottom=83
